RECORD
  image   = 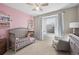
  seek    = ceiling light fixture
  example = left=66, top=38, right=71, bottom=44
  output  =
left=27, top=3, right=48, bottom=11
left=36, top=7, right=40, bottom=11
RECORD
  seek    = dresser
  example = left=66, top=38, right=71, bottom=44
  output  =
left=0, top=38, right=7, bottom=55
left=69, top=34, right=79, bottom=55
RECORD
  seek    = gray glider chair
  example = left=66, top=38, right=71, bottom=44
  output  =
left=9, top=28, right=35, bottom=52
left=53, top=36, right=70, bottom=52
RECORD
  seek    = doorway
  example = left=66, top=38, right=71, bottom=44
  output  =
left=42, top=15, right=58, bottom=40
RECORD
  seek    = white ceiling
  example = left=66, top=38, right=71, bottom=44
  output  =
left=4, top=3, right=78, bottom=16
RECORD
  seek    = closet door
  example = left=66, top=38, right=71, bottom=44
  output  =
left=42, top=18, right=47, bottom=40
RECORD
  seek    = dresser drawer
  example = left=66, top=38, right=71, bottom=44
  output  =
left=0, top=38, right=7, bottom=55
left=0, top=48, right=6, bottom=54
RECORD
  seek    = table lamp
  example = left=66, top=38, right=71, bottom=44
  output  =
left=69, top=22, right=79, bottom=33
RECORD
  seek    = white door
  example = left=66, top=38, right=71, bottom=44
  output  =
left=42, top=18, right=47, bottom=40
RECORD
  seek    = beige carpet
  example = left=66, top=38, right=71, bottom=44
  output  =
left=4, top=39, right=69, bottom=55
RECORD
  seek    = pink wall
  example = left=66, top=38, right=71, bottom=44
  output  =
left=0, top=4, right=33, bottom=29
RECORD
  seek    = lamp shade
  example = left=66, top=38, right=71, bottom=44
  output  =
left=69, top=22, right=79, bottom=28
